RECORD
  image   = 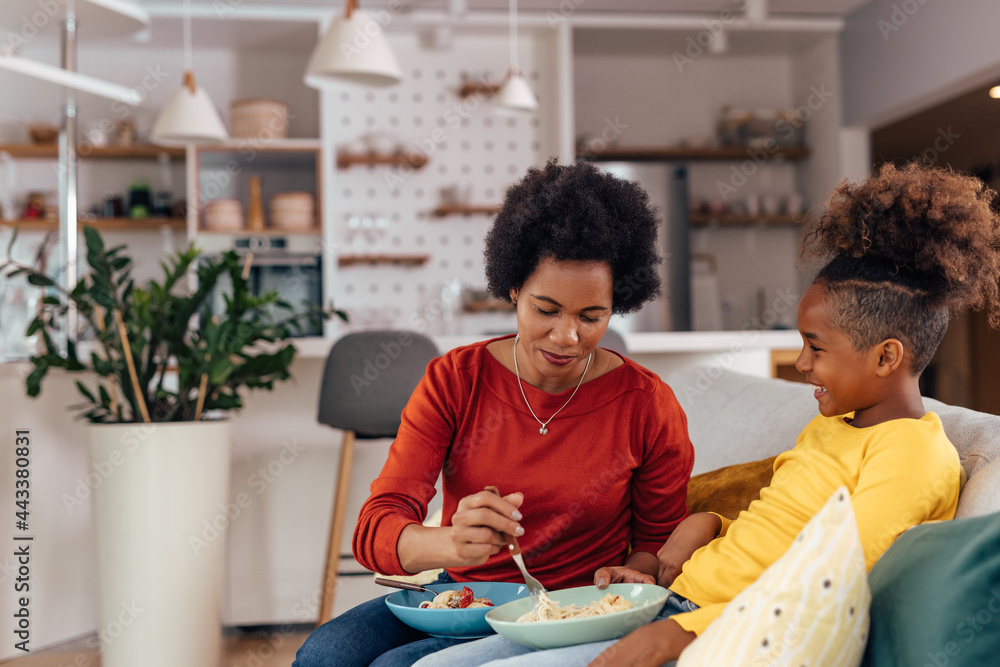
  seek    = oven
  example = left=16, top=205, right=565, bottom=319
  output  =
left=200, top=235, right=323, bottom=338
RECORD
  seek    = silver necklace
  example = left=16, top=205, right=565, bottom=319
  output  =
left=512, top=334, right=592, bottom=435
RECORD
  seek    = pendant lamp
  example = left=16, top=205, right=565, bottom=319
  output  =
left=494, top=0, right=537, bottom=113
left=304, top=0, right=402, bottom=88
left=151, top=0, right=227, bottom=145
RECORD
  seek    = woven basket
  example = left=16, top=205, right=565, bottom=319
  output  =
left=229, top=99, right=288, bottom=140
left=269, top=192, right=315, bottom=230
left=203, top=199, right=243, bottom=231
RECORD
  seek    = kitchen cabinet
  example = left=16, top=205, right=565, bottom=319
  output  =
left=194, top=140, right=322, bottom=234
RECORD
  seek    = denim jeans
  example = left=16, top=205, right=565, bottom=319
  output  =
left=292, top=573, right=474, bottom=667
left=410, top=589, right=698, bottom=667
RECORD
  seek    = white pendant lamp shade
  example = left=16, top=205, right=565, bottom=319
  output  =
left=495, top=69, right=537, bottom=113
left=495, top=0, right=536, bottom=113
left=305, top=6, right=402, bottom=88
left=151, top=71, right=228, bottom=145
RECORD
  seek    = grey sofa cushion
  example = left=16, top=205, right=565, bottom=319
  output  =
left=665, top=366, right=1000, bottom=518
left=666, top=365, right=816, bottom=475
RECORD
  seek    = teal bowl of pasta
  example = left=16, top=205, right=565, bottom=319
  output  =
left=385, top=581, right=529, bottom=638
left=485, top=583, right=669, bottom=649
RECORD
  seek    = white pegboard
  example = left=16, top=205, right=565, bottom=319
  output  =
left=324, top=30, right=559, bottom=336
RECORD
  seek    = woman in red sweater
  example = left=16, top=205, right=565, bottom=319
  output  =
left=293, top=160, right=695, bottom=667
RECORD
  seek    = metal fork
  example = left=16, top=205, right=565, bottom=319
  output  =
left=485, top=486, right=547, bottom=620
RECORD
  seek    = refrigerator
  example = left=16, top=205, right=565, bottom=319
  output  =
left=598, top=162, right=692, bottom=333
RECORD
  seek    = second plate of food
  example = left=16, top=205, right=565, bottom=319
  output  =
left=485, top=583, right=668, bottom=650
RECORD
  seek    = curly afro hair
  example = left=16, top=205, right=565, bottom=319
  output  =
left=801, top=162, right=1000, bottom=373
left=484, top=160, right=661, bottom=314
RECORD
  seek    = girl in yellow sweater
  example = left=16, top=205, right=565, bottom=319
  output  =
left=412, top=162, right=1000, bottom=667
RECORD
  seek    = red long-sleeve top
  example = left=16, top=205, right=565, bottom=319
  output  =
left=352, top=336, right=694, bottom=590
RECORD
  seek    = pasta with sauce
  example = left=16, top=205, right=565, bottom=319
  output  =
left=418, top=587, right=494, bottom=609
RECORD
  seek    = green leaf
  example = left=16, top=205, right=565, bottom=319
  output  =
left=26, top=273, right=55, bottom=287
left=25, top=366, right=46, bottom=397
left=98, top=385, right=112, bottom=410
left=208, top=358, right=235, bottom=385
left=25, top=317, right=44, bottom=337
left=83, top=225, right=105, bottom=255
left=75, top=381, right=97, bottom=403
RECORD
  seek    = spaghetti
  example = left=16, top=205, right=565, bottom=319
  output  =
left=516, top=591, right=633, bottom=622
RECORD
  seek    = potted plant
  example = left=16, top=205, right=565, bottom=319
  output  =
left=1, top=226, right=345, bottom=667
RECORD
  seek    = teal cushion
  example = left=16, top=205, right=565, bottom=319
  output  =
left=862, top=512, right=1000, bottom=667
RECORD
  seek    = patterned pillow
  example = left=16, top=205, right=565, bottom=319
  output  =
left=677, top=486, right=871, bottom=667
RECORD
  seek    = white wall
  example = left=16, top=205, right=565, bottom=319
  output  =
left=840, top=0, right=1000, bottom=129
left=323, top=29, right=558, bottom=338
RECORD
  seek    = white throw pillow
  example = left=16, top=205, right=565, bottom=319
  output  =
left=677, top=486, right=871, bottom=667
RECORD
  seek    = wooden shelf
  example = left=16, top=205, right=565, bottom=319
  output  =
left=430, top=204, right=500, bottom=217
left=198, top=227, right=320, bottom=236
left=458, top=81, right=501, bottom=98
left=1, top=217, right=186, bottom=231
left=690, top=213, right=803, bottom=227
left=0, top=143, right=185, bottom=159
left=579, top=146, right=810, bottom=162
left=338, top=254, right=430, bottom=267
left=336, top=152, right=428, bottom=170
left=462, top=300, right=515, bottom=313
left=198, top=139, right=322, bottom=152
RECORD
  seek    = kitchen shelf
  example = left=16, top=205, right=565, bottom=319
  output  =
left=579, top=146, right=810, bottom=162
left=430, top=204, right=500, bottom=217
left=198, top=227, right=321, bottom=236
left=0, top=143, right=185, bottom=159
left=338, top=254, right=430, bottom=267
left=336, top=152, right=428, bottom=170
left=689, top=213, right=804, bottom=227
left=458, top=81, right=501, bottom=98
left=462, top=300, right=515, bottom=313
left=1, top=217, right=186, bottom=231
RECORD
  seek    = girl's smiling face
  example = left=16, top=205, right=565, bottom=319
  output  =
left=794, top=283, right=885, bottom=421
left=511, top=256, right=613, bottom=393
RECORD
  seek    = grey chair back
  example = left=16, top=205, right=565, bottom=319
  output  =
left=599, top=328, right=629, bottom=357
left=318, top=331, right=439, bottom=438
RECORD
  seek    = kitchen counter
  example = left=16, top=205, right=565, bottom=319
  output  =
left=292, top=329, right=804, bottom=380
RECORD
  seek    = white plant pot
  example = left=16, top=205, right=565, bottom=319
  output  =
left=87, top=421, right=231, bottom=667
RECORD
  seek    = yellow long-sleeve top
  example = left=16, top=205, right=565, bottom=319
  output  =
left=669, top=412, right=962, bottom=635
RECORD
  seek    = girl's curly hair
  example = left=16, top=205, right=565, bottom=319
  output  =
left=484, top=160, right=661, bottom=314
left=801, top=162, right=1000, bottom=373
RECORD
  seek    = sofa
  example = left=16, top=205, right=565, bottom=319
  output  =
left=666, top=365, right=1000, bottom=666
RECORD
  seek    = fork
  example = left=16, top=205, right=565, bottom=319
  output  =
left=484, top=486, right=547, bottom=620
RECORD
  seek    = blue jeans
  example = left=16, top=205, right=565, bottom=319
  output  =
left=292, top=573, right=474, bottom=667
left=410, top=589, right=698, bottom=667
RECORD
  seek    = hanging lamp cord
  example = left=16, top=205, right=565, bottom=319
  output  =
left=509, top=0, right=519, bottom=73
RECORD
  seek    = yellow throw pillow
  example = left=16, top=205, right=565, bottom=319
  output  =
left=677, top=486, right=871, bottom=667
left=686, top=456, right=777, bottom=520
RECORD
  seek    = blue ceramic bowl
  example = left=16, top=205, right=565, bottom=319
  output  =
left=384, top=581, right=529, bottom=638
